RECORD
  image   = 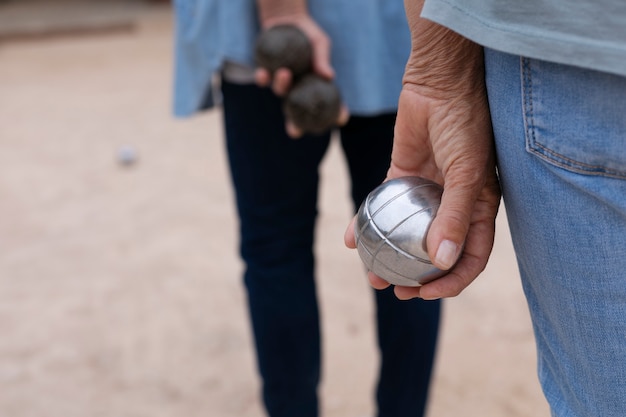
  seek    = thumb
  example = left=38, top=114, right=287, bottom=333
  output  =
left=304, top=26, right=334, bottom=79
left=427, top=170, right=482, bottom=270
left=312, top=44, right=334, bottom=80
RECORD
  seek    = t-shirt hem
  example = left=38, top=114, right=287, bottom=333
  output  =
left=421, top=0, right=626, bottom=78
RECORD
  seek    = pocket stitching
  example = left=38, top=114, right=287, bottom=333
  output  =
left=522, top=58, right=626, bottom=179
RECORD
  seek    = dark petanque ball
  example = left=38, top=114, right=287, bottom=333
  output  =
left=284, top=74, right=342, bottom=135
left=254, top=24, right=312, bottom=77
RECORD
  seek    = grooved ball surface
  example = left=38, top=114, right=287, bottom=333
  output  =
left=355, top=177, right=446, bottom=286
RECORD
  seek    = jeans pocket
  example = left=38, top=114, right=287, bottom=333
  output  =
left=521, top=57, right=626, bottom=179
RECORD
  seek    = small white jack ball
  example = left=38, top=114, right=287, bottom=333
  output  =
left=117, top=145, right=138, bottom=167
left=355, top=176, right=449, bottom=287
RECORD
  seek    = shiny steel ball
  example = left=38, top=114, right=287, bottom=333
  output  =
left=355, top=176, right=447, bottom=287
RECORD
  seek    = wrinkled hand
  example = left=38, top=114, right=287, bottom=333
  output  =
left=345, top=9, right=500, bottom=300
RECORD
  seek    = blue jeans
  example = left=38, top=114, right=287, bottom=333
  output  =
left=485, top=49, right=626, bottom=416
left=221, top=80, right=441, bottom=417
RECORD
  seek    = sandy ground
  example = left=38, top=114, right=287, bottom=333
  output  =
left=0, top=3, right=550, bottom=416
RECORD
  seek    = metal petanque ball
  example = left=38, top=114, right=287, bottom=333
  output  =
left=355, top=176, right=448, bottom=287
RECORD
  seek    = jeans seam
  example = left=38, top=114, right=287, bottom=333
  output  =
left=522, top=57, right=536, bottom=154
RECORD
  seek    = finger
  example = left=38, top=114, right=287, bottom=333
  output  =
left=394, top=285, right=422, bottom=300
left=336, top=105, right=350, bottom=127
left=285, top=120, right=303, bottom=139
left=272, top=67, right=293, bottom=96
left=392, top=251, right=486, bottom=301
left=310, top=36, right=334, bottom=80
left=427, top=167, right=482, bottom=271
left=391, top=257, right=483, bottom=300
left=368, top=271, right=391, bottom=290
left=344, top=216, right=357, bottom=248
left=254, top=68, right=271, bottom=87
left=420, top=180, right=500, bottom=299
left=415, top=242, right=489, bottom=300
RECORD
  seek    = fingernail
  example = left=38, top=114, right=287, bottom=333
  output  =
left=435, top=240, right=460, bottom=270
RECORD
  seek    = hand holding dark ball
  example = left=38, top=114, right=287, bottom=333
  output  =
left=254, top=24, right=342, bottom=136
left=255, top=24, right=313, bottom=78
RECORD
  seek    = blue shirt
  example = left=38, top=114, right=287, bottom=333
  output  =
left=172, top=0, right=411, bottom=117
left=422, top=0, right=626, bottom=78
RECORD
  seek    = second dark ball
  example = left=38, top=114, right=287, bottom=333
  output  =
left=284, top=74, right=342, bottom=135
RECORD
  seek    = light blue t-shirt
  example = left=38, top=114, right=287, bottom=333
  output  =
left=422, top=0, right=626, bottom=78
left=173, top=0, right=411, bottom=118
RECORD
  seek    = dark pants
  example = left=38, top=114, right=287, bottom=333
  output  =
left=221, top=80, right=441, bottom=417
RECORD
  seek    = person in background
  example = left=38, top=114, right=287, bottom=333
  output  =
left=345, top=0, right=626, bottom=416
left=173, top=1, right=441, bottom=416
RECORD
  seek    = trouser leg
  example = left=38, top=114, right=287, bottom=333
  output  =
left=221, top=80, right=332, bottom=417
left=485, top=49, right=626, bottom=417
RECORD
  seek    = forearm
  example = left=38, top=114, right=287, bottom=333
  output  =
left=256, top=0, right=308, bottom=27
left=403, top=0, right=484, bottom=98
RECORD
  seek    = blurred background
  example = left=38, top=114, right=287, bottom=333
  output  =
left=0, top=1, right=549, bottom=416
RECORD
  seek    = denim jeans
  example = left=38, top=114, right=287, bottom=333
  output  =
left=485, top=49, right=626, bottom=416
left=220, top=80, right=441, bottom=417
